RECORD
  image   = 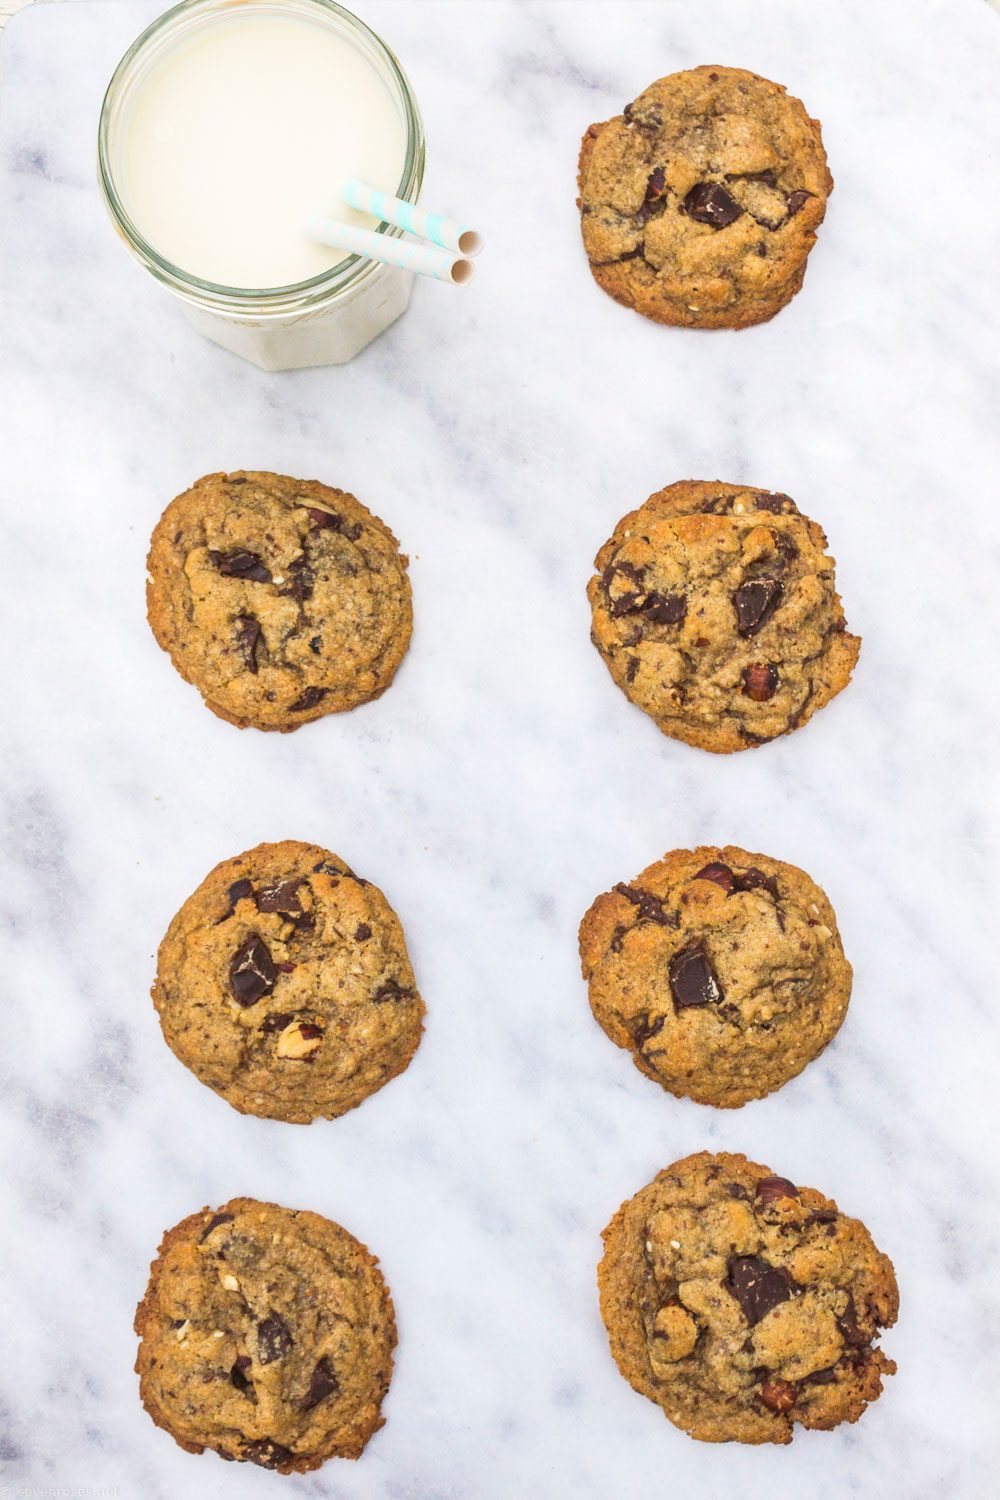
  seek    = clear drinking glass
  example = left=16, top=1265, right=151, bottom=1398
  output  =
left=98, top=0, right=426, bottom=371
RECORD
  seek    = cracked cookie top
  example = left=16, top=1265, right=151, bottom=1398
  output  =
left=134, top=1198, right=396, bottom=1473
left=587, top=481, right=860, bottom=754
left=579, top=845, right=852, bottom=1108
left=152, top=840, right=424, bottom=1123
left=578, top=66, right=832, bottom=329
left=598, top=1152, right=897, bottom=1444
left=146, top=471, right=412, bottom=732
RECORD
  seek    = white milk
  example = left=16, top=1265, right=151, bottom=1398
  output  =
left=120, top=10, right=408, bottom=289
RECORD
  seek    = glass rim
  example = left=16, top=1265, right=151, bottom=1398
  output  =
left=97, top=0, right=426, bottom=312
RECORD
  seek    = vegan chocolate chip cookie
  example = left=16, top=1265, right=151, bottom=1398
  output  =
left=598, top=1151, right=898, bottom=1444
left=579, top=846, right=851, bottom=1107
left=135, top=1198, right=396, bottom=1472
left=588, top=481, right=859, bottom=753
left=578, top=66, right=832, bottom=329
left=152, top=840, right=424, bottom=1123
left=146, top=470, right=412, bottom=731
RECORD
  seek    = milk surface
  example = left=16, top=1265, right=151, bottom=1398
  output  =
left=120, top=10, right=408, bottom=289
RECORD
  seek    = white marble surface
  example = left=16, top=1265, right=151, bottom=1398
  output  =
left=2, top=1, right=1000, bottom=1495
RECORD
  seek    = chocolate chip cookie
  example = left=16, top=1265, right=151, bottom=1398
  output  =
left=135, top=1198, right=396, bottom=1472
left=579, top=846, right=851, bottom=1108
left=588, top=481, right=859, bottom=753
left=152, top=841, right=424, bottom=1123
left=146, top=471, right=412, bottom=731
left=578, top=66, right=832, bottom=329
left=598, top=1152, right=897, bottom=1444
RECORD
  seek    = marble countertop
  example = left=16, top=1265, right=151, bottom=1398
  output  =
left=2, top=2, right=1000, bottom=1496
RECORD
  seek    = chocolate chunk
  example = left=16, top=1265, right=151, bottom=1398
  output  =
left=229, top=935, right=277, bottom=1007
left=633, top=1013, right=665, bottom=1048
left=256, top=879, right=303, bottom=916
left=684, top=181, right=742, bottom=227
left=306, top=507, right=341, bottom=529
left=836, top=1294, right=865, bottom=1347
left=209, top=549, right=272, bottom=583
left=609, top=923, right=627, bottom=953
left=259, top=1011, right=296, bottom=1033
left=613, top=883, right=675, bottom=927
left=742, top=663, right=780, bottom=702
left=756, top=1176, right=800, bottom=1204
left=786, top=189, right=811, bottom=216
left=734, top=578, right=783, bottom=636
left=734, top=867, right=780, bottom=900
left=725, top=1182, right=751, bottom=1202
left=693, top=862, right=735, bottom=892
left=230, top=1355, right=253, bottom=1393
left=623, top=99, right=662, bottom=134
left=726, top=1255, right=797, bottom=1325
left=256, top=1313, right=294, bottom=1365
left=234, top=614, right=262, bottom=673
left=300, top=1356, right=339, bottom=1410
left=602, top=559, right=646, bottom=593
left=805, top=1365, right=838, bottom=1385
left=241, top=1438, right=294, bottom=1471
left=227, top=878, right=254, bottom=907
left=755, top=492, right=796, bottom=515
left=372, top=979, right=407, bottom=1004
left=608, top=589, right=643, bottom=619
left=668, top=942, right=722, bottom=1010
left=309, top=636, right=322, bottom=654
left=277, top=558, right=314, bottom=608
left=809, top=1209, right=839, bottom=1225
left=307, top=508, right=362, bottom=542
left=771, top=529, right=800, bottom=566
left=287, top=686, right=327, bottom=713
left=199, top=1212, right=235, bottom=1242
left=354, top=923, right=372, bottom=942
left=759, top=1378, right=796, bottom=1413
left=644, top=165, right=667, bottom=202
left=643, top=592, right=686, bottom=625
left=625, top=657, right=640, bottom=684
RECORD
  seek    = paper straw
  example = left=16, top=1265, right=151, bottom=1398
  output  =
left=307, top=217, right=475, bottom=284
left=340, top=178, right=484, bottom=257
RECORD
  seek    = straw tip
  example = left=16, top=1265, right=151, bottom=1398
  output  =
left=458, top=229, right=484, bottom=257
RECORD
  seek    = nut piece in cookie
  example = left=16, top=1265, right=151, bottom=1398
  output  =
left=134, top=1199, right=397, bottom=1471
left=577, top=66, right=832, bottom=329
left=152, top=840, right=424, bottom=1123
left=598, top=1151, right=897, bottom=1444
left=579, top=845, right=851, bottom=1107
left=146, top=470, right=413, bottom=732
left=587, top=481, right=859, bottom=754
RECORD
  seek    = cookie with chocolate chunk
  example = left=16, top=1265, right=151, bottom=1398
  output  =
left=579, top=846, right=851, bottom=1107
left=135, top=1198, right=396, bottom=1471
left=152, top=840, right=424, bottom=1123
left=598, top=1151, right=897, bottom=1444
left=578, top=66, right=832, bottom=328
left=146, top=471, right=412, bottom=731
left=588, top=481, right=859, bottom=753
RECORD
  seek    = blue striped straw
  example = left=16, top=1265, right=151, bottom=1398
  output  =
left=340, top=178, right=484, bottom=257
left=307, top=216, right=475, bottom=284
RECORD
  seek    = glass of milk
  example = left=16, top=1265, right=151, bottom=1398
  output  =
left=98, top=0, right=425, bottom=370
